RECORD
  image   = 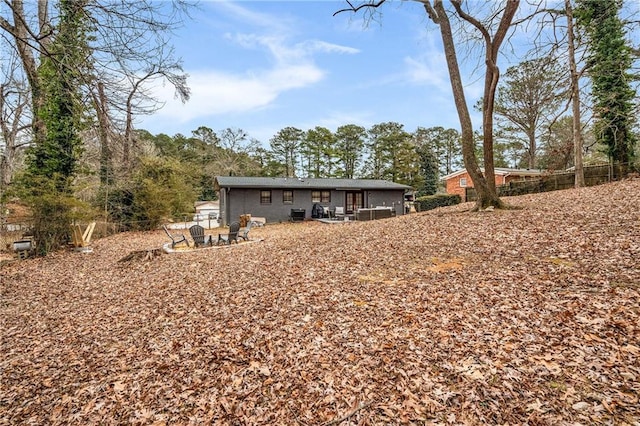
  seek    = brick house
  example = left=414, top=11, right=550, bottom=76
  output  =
left=442, top=168, right=545, bottom=201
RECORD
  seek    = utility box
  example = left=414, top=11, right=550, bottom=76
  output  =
left=13, top=238, right=33, bottom=260
left=290, top=209, right=305, bottom=222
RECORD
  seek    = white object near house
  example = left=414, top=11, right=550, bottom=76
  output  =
left=194, top=200, right=220, bottom=222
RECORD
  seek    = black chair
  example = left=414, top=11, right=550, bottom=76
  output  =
left=217, top=221, right=240, bottom=245
left=163, top=225, right=189, bottom=248
left=189, top=224, right=206, bottom=247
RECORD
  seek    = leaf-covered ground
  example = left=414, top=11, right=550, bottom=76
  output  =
left=2, top=179, right=639, bottom=425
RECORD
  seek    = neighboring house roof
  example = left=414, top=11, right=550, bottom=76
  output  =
left=195, top=200, right=219, bottom=208
left=215, top=176, right=413, bottom=191
left=441, top=168, right=545, bottom=181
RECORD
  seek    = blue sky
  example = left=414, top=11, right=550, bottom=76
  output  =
left=138, top=1, right=494, bottom=144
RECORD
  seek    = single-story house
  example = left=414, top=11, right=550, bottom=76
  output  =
left=442, top=168, right=545, bottom=201
left=193, top=200, right=219, bottom=221
left=214, top=176, right=413, bottom=226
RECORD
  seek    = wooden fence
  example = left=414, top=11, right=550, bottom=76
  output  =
left=465, top=164, right=617, bottom=202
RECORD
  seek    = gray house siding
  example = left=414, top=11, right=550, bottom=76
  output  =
left=224, top=188, right=311, bottom=224
left=215, top=177, right=411, bottom=226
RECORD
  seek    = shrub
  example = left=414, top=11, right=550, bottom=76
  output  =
left=415, top=193, right=461, bottom=211
left=10, top=173, right=93, bottom=255
left=105, top=157, right=197, bottom=231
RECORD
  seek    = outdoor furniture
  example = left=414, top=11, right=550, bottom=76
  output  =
left=239, top=220, right=253, bottom=241
left=71, top=221, right=96, bottom=248
left=334, top=206, right=345, bottom=220
left=356, top=207, right=393, bottom=221
left=163, top=225, right=189, bottom=248
left=189, top=224, right=206, bottom=247
left=217, top=221, right=240, bottom=245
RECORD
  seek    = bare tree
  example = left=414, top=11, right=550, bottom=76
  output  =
left=337, top=0, right=520, bottom=210
left=0, top=0, right=192, bottom=171
left=201, top=127, right=262, bottom=178
left=526, top=1, right=599, bottom=186
left=0, top=0, right=53, bottom=147
left=0, top=52, right=32, bottom=185
left=564, top=0, right=585, bottom=187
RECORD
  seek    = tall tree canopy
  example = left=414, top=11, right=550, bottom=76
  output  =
left=270, top=127, right=304, bottom=177
left=334, top=124, right=366, bottom=179
left=494, top=57, right=567, bottom=169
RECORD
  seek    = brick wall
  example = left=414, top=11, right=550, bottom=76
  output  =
left=445, top=172, right=514, bottom=202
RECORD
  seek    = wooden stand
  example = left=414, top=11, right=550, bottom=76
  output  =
left=71, top=222, right=96, bottom=252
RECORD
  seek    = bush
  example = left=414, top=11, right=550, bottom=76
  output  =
left=10, top=173, right=93, bottom=255
left=105, top=157, right=197, bottom=231
left=415, top=193, right=461, bottom=211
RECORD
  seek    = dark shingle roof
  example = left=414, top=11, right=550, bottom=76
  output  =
left=215, top=176, right=412, bottom=191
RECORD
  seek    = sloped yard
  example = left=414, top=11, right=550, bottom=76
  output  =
left=1, top=179, right=639, bottom=425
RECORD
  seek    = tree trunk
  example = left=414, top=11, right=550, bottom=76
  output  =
left=425, top=0, right=512, bottom=210
left=8, top=0, right=48, bottom=147
left=95, top=81, right=112, bottom=186
left=527, top=130, right=536, bottom=169
left=455, top=0, right=518, bottom=207
left=565, top=0, right=585, bottom=187
left=0, top=80, right=30, bottom=185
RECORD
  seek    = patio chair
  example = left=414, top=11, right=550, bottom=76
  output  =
left=189, top=224, right=206, bottom=247
left=163, top=224, right=189, bottom=248
left=239, top=220, right=253, bottom=241
left=217, top=221, right=240, bottom=245
left=334, top=206, right=345, bottom=220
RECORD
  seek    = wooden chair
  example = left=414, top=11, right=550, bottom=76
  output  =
left=217, top=221, right=240, bottom=245
left=189, top=224, right=206, bottom=247
left=163, top=225, right=189, bottom=248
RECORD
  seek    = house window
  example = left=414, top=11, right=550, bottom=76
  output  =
left=312, top=190, right=331, bottom=203
left=260, top=190, right=272, bottom=204
left=283, top=190, right=293, bottom=204
left=459, top=178, right=467, bottom=188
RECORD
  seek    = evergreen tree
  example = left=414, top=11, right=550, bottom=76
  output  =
left=334, top=124, right=366, bottom=179
left=19, top=0, right=92, bottom=254
left=301, top=126, right=336, bottom=178
left=494, top=57, right=567, bottom=169
left=413, top=126, right=462, bottom=176
left=269, top=127, right=304, bottom=177
left=366, top=122, right=414, bottom=183
left=416, top=143, right=439, bottom=196
left=577, top=0, right=637, bottom=175
left=26, top=0, right=89, bottom=192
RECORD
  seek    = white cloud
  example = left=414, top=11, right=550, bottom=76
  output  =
left=299, top=40, right=360, bottom=55
left=225, top=33, right=359, bottom=63
left=152, top=63, right=325, bottom=123
left=147, top=2, right=358, bottom=125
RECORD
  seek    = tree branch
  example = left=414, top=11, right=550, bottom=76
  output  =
left=333, top=0, right=387, bottom=16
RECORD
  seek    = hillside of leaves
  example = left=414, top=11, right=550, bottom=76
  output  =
left=1, top=179, right=639, bottom=425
